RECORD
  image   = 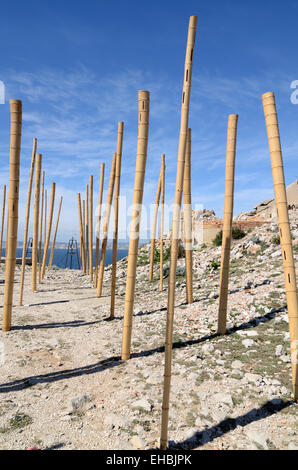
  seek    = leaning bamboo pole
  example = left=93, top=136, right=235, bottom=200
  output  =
left=121, top=90, right=150, bottom=360
left=19, top=138, right=37, bottom=304
left=86, top=184, right=89, bottom=274
left=0, top=185, right=6, bottom=263
left=183, top=128, right=193, bottom=304
left=89, top=176, right=93, bottom=281
left=217, top=115, right=238, bottom=334
left=160, top=16, right=197, bottom=450
left=48, top=196, right=63, bottom=269
left=38, top=171, right=45, bottom=283
left=262, top=91, right=298, bottom=401
left=96, top=153, right=116, bottom=297
left=31, top=154, right=42, bottom=292
left=2, top=100, right=22, bottom=332
left=94, top=163, right=105, bottom=286
left=77, top=194, right=85, bottom=273
left=40, top=183, right=55, bottom=279
left=110, top=122, right=124, bottom=318
left=160, top=154, right=165, bottom=291
left=82, top=200, right=86, bottom=273
left=149, top=172, right=161, bottom=281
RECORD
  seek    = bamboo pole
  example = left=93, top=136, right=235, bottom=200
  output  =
left=86, top=184, right=89, bottom=274
left=149, top=172, right=161, bottom=281
left=19, top=138, right=37, bottom=304
left=110, top=122, right=124, bottom=318
left=183, top=130, right=193, bottom=301
left=89, top=176, right=93, bottom=281
left=183, top=128, right=193, bottom=303
left=94, top=163, right=105, bottom=286
left=160, top=155, right=165, bottom=291
left=48, top=196, right=63, bottom=269
left=2, top=100, right=22, bottom=332
left=0, top=185, right=6, bottom=263
left=38, top=171, right=45, bottom=283
left=262, top=91, right=298, bottom=401
left=31, top=154, right=42, bottom=292
left=121, top=90, right=150, bottom=360
left=96, top=152, right=116, bottom=297
left=217, top=115, right=238, bottom=334
left=40, top=183, right=55, bottom=279
left=77, top=193, right=85, bottom=273
left=44, top=189, right=47, bottom=248
left=160, top=16, right=197, bottom=450
left=82, top=200, right=86, bottom=273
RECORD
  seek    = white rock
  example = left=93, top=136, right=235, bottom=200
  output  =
left=133, top=399, right=152, bottom=412
left=242, top=339, right=255, bottom=348
left=275, top=344, right=284, bottom=357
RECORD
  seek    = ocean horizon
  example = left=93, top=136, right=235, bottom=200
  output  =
left=1, top=248, right=129, bottom=270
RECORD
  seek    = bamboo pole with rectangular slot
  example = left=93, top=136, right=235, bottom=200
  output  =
left=40, top=183, right=55, bottom=279
left=160, top=16, right=197, bottom=450
left=31, top=154, right=42, bottom=292
left=86, top=184, right=89, bottom=274
left=38, top=171, right=45, bottom=283
left=82, top=200, right=86, bottom=273
left=19, top=138, right=37, bottom=304
left=183, top=128, right=193, bottom=303
left=0, top=185, right=6, bottom=263
left=110, top=122, right=124, bottom=318
left=149, top=172, right=161, bottom=281
left=2, top=100, right=22, bottom=332
left=94, top=163, right=105, bottom=286
left=48, top=196, right=63, bottom=269
left=96, top=153, right=116, bottom=297
left=89, top=176, right=93, bottom=281
left=160, top=155, right=165, bottom=291
left=121, top=90, right=150, bottom=360
left=217, top=115, right=238, bottom=334
left=77, top=193, right=85, bottom=272
left=262, top=91, right=298, bottom=401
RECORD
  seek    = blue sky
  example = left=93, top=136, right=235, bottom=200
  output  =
left=0, top=0, right=297, bottom=241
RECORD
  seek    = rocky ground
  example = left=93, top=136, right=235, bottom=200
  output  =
left=0, top=210, right=297, bottom=450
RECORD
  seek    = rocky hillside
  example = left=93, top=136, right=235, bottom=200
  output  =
left=0, top=210, right=297, bottom=450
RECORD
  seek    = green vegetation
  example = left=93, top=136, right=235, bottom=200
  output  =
left=212, top=227, right=246, bottom=246
left=9, top=413, right=33, bottom=430
left=271, top=235, right=280, bottom=245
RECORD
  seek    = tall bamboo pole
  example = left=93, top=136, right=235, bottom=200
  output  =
left=31, top=154, right=42, bottom=292
left=40, top=183, right=55, bottom=279
left=48, top=196, right=63, bottom=269
left=44, top=189, right=47, bottom=247
left=121, top=90, right=150, bottom=360
left=149, top=172, right=161, bottom=281
left=183, top=128, right=193, bottom=304
left=0, top=185, right=6, bottom=263
left=2, top=100, right=22, bottom=332
left=89, top=176, right=93, bottom=281
left=262, top=91, right=298, bottom=401
left=110, top=122, right=124, bottom=318
left=160, top=16, right=197, bottom=450
left=77, top=193, right=85, bottom=273
left=86, top=184, right=89, bottom=274
left=82, top=200, right=86, bottom=274
left=94, top=163, right=105, bottom=286
left=38, top=171, right=45, bottom=283
left=160, top=155, right=165, bottom=291
left=19, top=138, right=37, bottom=304
left=217, top=115, right=238, bottom=334
left=96, top=153, right=116, bottom=297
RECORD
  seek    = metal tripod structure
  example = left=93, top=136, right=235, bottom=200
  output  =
left=64, top=237, right=80, bottom=269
